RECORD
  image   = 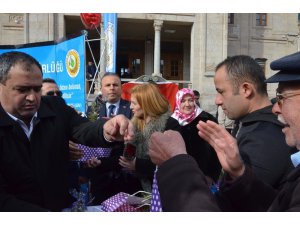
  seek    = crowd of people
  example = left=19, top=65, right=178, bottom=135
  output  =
left=0, top=50, right=300, bottom=212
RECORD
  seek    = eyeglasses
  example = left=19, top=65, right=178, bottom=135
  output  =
left=46, top=90, right=62, bottom=97
left=276, top=91, right=300, bottom=107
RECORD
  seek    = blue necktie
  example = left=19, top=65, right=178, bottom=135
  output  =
left=108, top=105, right=116, bottom=118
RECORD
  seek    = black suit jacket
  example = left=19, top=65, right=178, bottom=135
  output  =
left=98, top=98, right=132, bottom=119
left=96, top=98, right=132, bottom=171
left=0, top=96, right=109, bottom=211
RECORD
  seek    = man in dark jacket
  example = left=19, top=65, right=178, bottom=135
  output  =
left=148, top=51, right=300, bottom=212
left=214, top=56, right=293, bottom=194
left=86, top=61, right=97, bottom=93
left=0, top=51, right=133, bottom=211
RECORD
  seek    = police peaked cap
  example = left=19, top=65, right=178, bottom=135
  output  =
left=265, top=51, right=300, bottom=83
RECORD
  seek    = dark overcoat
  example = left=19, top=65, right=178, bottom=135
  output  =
left=156, top=155, right=300, bottom=212
left=180, top=111, right=221, bottom=182
left=0, top=96, right=108, bottom=211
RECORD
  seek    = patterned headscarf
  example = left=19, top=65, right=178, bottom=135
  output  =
left=171, top=88, right=202, bottom=126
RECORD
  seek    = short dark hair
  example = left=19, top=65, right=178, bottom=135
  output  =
left=102, top=72, right=120, bottom=78
left=215, top=55, right=267, bottom=96
left=42, top=78, right=57, bottom=84
left=0, top=51, right=43, bottom=84
left=193, top=90, right=200, bottom=97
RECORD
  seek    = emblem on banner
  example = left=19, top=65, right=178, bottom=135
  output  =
left=66, top=49, right=80, bottom=78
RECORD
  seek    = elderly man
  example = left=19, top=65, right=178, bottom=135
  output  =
left=0, top=51, right=133, bottom=211
left=149, top=51, right=300, bottom=211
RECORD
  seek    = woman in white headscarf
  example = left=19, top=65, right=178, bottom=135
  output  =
left=172, top=88, right=221, bottom=182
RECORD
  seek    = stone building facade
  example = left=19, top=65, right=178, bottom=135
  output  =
left=0, top=13, right=299, bottom=113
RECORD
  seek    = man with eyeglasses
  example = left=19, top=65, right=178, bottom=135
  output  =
left=0, top=51, right=134, bottom=211
left=275, top=90, right=300, bottom=107
left=41, top=78, right=62, bottom=97
left=148, top=51, right=300, bottom=212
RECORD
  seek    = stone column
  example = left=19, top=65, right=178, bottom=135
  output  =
left=153, top=20, right=163, bottom=76
left=24, top=13, right=29, bottom=43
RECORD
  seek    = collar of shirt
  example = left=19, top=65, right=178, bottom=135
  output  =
left=6, top=112, right=39, bottom=139
left=291, top=151, right=300, bottom=167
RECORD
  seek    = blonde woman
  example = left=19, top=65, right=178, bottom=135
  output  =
left=119, top=83, right=181, bottom=192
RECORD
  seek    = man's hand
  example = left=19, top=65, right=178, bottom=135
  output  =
left=103, top=114, right=134, bottom=142
left=69, top=140, right=83, bottom=160
left=197, top=120, right=245, bottom=179
left=149, top=130, right=187, bottom=166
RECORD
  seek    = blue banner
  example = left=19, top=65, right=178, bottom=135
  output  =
left=0, top=35, right=86, bottom=113
left=103, top=13, right=117, bottom=73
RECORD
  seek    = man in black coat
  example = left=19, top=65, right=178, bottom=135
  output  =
left=0, top=51, right=134, bottom=211
left=148, top=51, right=300, bottom=212
left=213, top=55, right=293, bottom=194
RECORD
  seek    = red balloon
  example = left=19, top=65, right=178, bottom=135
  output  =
left=80, top=13, right=102, bottom=30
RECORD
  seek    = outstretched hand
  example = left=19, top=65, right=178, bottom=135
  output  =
left=149, top=130, right=187, bottom=166
left=103, top=115, right=134, bottom=142
left=197, top=120, right=245, bottom=179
